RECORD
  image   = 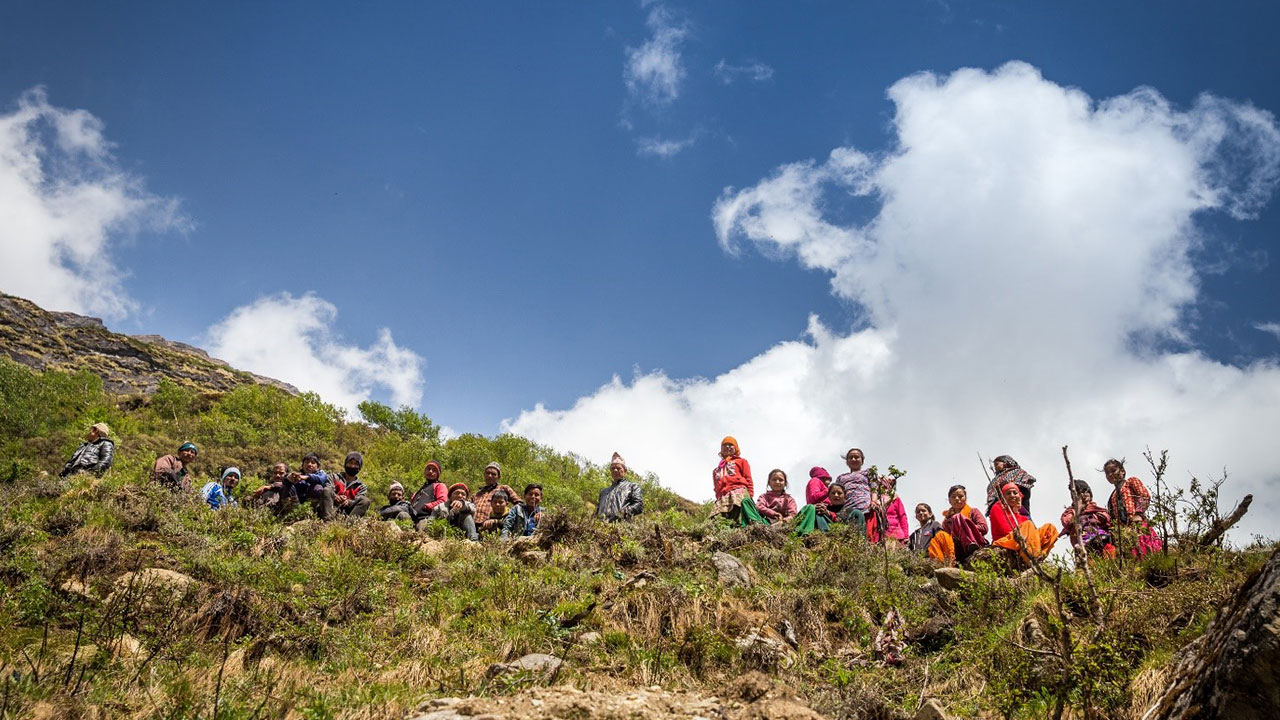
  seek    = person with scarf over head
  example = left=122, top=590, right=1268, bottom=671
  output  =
left=712, top=436, right=753, bottom=522
left=985, top=455, right=1036, bottom=518
left=1103, top=458, right=1161, bottom=556
left=908, top=503, right=943, bottom=554
left=928, top=485, right=990, bottom=566
left=865, top=472, right=909, bottom=545
left=990, top=483, right=1058, bottom=566
left=597, top=452, right=644, bottom=521
left=332, top=451, right=371, bottom=518
left=1060, top=480, right=1114, bottom=556
left=753, top=469, right=799, bottom=523
left=60, top=422, right=116, bottom=477
left=805, top=466, right=832, bottom=505
left=201, top=467, right=240, bottom=510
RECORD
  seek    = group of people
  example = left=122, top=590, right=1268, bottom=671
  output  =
left=708, top=437, right=1160, bottom=567
left=58, top=423, right=1160, bottom=564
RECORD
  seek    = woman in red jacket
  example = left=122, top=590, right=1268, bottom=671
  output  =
left=991, top=483, right=1059, bottom=566
left=712, top=436, right=753, bottom=521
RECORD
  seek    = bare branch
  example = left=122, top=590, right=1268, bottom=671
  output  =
left=1197, top=494, right=1253, bottom=547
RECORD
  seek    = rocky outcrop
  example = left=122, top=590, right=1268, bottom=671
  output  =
left=0, top=292, right=296, bottom=396
left=1139, top=545, right=1280, bottom=719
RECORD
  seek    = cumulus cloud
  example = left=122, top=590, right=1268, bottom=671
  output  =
left=509, top=62, right=1280, bottom=542
left=636, top=134, right=697, bottom=158
left=0, top=88, right=189, bottom=318
left=624, top=4, right=688, bottom=107
left=206, top=292, right=424, bottom=415
left=713, top=60, right=775, bottom=84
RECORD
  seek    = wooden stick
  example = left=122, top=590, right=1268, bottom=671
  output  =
left=1197, top=494, right=1253, bottom=547
left=1062, top=446, right=1103, bottom=621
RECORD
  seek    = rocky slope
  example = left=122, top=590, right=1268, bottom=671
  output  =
left=0, top=292, right=296, bottom=396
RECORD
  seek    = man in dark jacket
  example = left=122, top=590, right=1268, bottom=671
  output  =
left=60, top=423, right=116, bottom=477
left=333, top=451, right=371, bottom=518
left=597, top=452, right=643, bottom=521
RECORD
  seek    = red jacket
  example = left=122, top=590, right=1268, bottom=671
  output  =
left=713, top=456, right=753, bottom=499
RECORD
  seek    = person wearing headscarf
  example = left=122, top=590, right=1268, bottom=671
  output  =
left=379, top=481, right=414, bottom=522
left=60, top=422, right=116, bottom=477
left=431, top=482, right=479, bottom=541
left=153, top=442, right=198, bottom=492
left=473, top=462, right=519, bottom=528
left=1060, top=480, right=1114, bottom=556
left=928, top=485, right=990, bottom=566
left=908, top=503, right=943, bottom=554
left=865, top=472, right=909, bottom=545
left=756, top=469, right=799, bottom=522
left=833, top=448, right=872, bottom=513
left=990, top=483, right=1058, bottom=566
left=711, top=436, right=753, bottom=521
left=598, top=452, right=643, bottom=521
left=201, top=467, right=240, bottom=510
left=985, top=455, right=1036, bottom=518
left=333, top=451, right=371, bottom=518
left=805, top=466, right=832, bottom=505
left=1103, top=458, right=1161, bottom=556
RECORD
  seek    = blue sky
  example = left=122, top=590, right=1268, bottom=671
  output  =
left=2, top=1, right=1279, bottom=527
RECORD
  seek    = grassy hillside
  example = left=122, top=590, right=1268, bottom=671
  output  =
left=0, top=357, right=1271, bottom=720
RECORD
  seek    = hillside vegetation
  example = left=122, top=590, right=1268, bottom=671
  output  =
left=0, top=357, right=1271, bottom=720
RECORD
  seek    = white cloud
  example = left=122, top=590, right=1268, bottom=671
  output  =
left=1256, top=322, right=1280, bottom=341
left=508, top=62, right=1280, bottom=542
left=636, top=134, right=696, bottom=158
left=206, top=292, right=424, bottom=415
left=0, top=88, right=189, bottom=318
left=623, top=4, right=688, bottom=107
left=714, top=60, right=775, bottom=84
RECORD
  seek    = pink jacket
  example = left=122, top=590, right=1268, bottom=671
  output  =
left=805, top=467, right=831, bottom=505
left=756, top=490, right=799, bottom=521
left=868, top=497, right=910, bottom=543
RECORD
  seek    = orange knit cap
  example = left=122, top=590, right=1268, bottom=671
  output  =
left=720, top=436, right=739, bottom=455
left=448, top=482, right=469, bottom=497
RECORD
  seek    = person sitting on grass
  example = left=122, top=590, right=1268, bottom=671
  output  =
left=252, top=462, right=297, bottom=515
left=804, top=466, right=832, bottom=505
left=755, top=469, right=799, bottom=523
left=479, top=489, right=512, bottom=534
left=289, top=453, right=334, bottom=520
left=597, top=452, right=643, bottom=522
left=153, top=442, right=198, bottom=492
left=410, top=461, right=449, bottom=530
left=502, top=484, right=544, bottom=539
left=379, top=482, right=413, bottom=522
left=60, top=422, right=115, bottom=477
left=908, top=503, right=942, bottom=554
left=928, top=485, right=990, bottom=566
left=990, top=483, right=1059, bottom=568
left=1060, top=480, right=1114, bottom=557
left=332, top=451, right=372, bottom=518
left=472, top=462, right=518, bottom=530
left=201, top=467, right=240, bottom=510
left=432, top=483, right=479, bottom=541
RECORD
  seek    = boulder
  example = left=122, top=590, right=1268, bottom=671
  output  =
left=487, top=653, right=563, bottom=680
left=915, top=698, right=954, bottom=720
left=712, top=551, right=752, bottom=588
left=1141, top=544, right=1280, bottom=719
left=934, top=567, right=975, bottom=591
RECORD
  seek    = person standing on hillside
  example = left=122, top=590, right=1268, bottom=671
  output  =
left=472, top=462, right=518, bottom=529
left=598, top=452, right=643, bottom=522
left=410, top=460, right=449, bottom=530
left=332, top=451, right=371, bottom=518
left=201, top=467, right=240, bottom=510
left=1103, top=458, right=1161, bottom=556
left=833, top=448, right=872, bottom=516
left=712, top=437, right=752, bottom=521
left=153, top=442, right=198, bottom=492
left=289, top=452, right=335, bottom=519
left=60, top=422, right=115, bottom=477
left=985, top=455, right=1035, bottom=518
